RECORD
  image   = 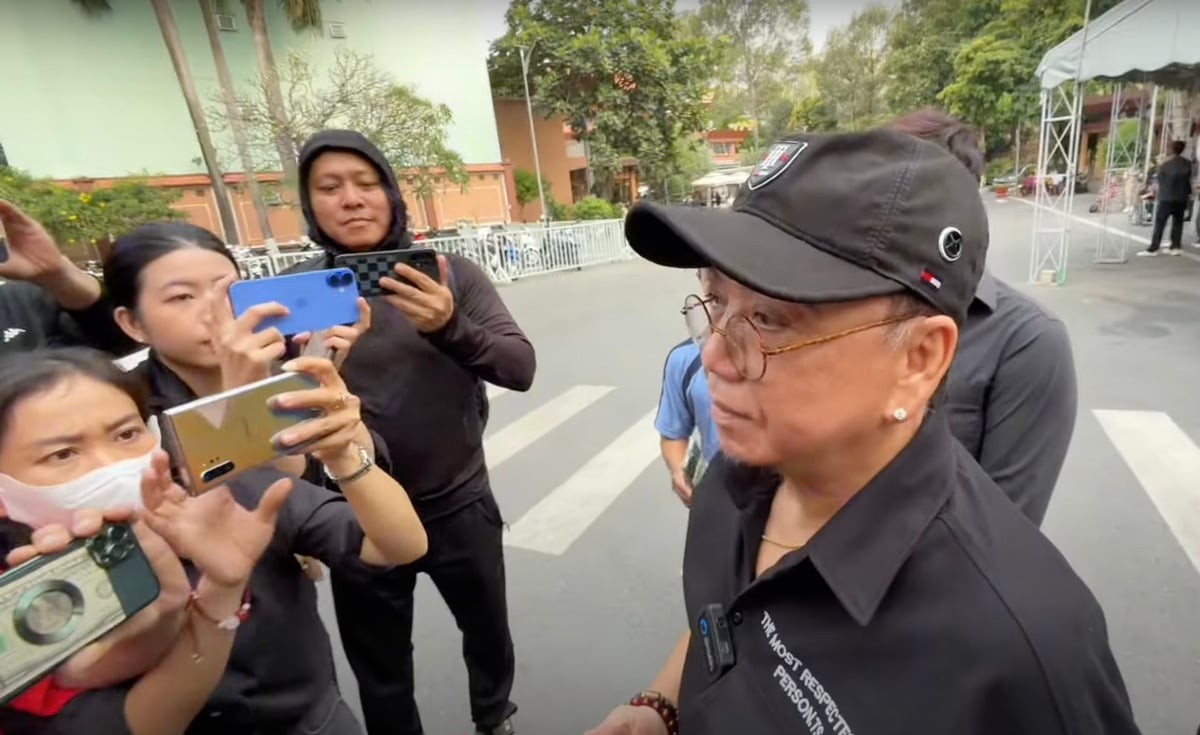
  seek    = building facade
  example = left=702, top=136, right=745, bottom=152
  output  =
left=0, top=0, right=515, bottom=243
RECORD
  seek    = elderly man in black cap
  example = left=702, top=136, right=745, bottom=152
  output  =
left=585, top=129, right=1139, bottom=735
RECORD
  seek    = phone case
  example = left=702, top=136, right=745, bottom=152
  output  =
left=160, top=371, right=322, bottom=493
left=334, top=249, right=440, bottom=297
left=228, top=268, right=360, bottom=336
left=0, top=523, right=159, bottom=704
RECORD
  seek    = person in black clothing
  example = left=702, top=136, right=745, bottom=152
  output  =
left=0, top=200, right=137, bottom=560
left=587, top=129, right=1138, bottom=735
left=23, top=223, right=432, bottom=735
left=1140, top=140, right=1194, bottom=255
left=0, top=201, right=133, bottom=356
left=284, top=130, right=535, bottom=735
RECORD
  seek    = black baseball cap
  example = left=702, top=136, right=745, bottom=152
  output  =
left=625, top=128, right=988, bottom=323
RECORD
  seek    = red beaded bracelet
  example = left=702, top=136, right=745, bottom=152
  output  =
left=629, top=691, right=680, bottom=735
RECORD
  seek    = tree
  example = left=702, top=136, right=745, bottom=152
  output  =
left=240, top=0, right=324, bottom=185
left=812, top=5, right=893, bottom=131
left=201, top=0, right=276, bottom=249
left=488, top=0, right=715, bottom=199
left=512, top=168, right=552, bottom=221
left=883, top=0, right=998, bottom=113
left=70, top=0, right=241, bottom=244
left=697, top=0, right=812, bottom=150
left=210, top=48, right=467, bottom=199
left=937, top=0, right=1126, bottom=157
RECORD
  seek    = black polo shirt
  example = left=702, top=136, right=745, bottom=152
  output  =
left=678, top=412, right=1140, bottom=735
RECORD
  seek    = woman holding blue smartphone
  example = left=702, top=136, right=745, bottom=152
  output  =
left=0, top=220, right=430, bottom=734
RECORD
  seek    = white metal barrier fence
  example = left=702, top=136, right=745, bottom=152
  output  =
left=234, top=219, right=634, bottom=283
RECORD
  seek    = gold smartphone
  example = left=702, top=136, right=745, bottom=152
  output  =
left=159, top=372, right=321, bottom=494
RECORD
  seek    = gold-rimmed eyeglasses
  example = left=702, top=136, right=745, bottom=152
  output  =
left=680, top=294, right=915, bottom=381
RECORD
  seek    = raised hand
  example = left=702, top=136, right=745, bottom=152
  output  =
left=268, top=356, right=364, bottom=466
left=0, top=200, right=74, bottom=283
left=138, top=450, right=293, bottom=588
left=379, top=253, right=455, bottom=332
left=207, top=275, right=289, bottom=391
left=293, top=297, right=372, bottom=369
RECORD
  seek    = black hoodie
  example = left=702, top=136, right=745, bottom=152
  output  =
left=284, top=130, right=536, bottom=520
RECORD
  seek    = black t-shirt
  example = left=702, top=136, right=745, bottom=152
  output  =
left=678, top=413, right=1141, bottom=735
left=42, top=360, right=390, bottom=734
left=0, top=279, right=133, bottom=358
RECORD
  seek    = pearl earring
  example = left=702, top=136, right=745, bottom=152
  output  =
left=892, top=407, right=908, bottom=422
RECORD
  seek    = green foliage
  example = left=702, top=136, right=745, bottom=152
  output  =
left=572, top=196, right=620, bottom=220
left=513, top=168, right=553, bottom=220
left=788, top=95, right=837, bottom=133
left=545, top=197, right=573, bottom=221
left=1095, top=118, right=1143, bottom=171
left=811, top=5, right=893, bottom=131
left=0, top=166, right=182, bottom=260
left=488, top=0, right=716, bottom=192
left=697, top=0, right=812, bottom=147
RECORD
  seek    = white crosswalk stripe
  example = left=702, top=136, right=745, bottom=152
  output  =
left=504, top=409, right=660, bottom=555
left=478, top=383, right=665, bottom=556
left=1095, top=409, right=1200, bottom=577
left=482, top=385, right=614, bottom=469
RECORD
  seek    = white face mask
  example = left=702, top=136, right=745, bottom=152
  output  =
left=0, top=450, right=156, bottom=530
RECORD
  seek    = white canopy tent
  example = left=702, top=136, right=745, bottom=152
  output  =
left=691, top=169, right=750, bottom=206
left=1029, top=0, right=1200, bottom=284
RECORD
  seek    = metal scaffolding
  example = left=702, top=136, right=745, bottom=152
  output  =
left=1029, top=83, right=1085, bottom=285
left=1093, top=83, right=1151, bottom=264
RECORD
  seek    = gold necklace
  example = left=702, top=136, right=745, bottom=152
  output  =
left=760, top=534, right=806, bottom=551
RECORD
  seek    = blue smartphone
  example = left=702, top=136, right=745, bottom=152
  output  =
left=228, top=268, right=359, bottom=336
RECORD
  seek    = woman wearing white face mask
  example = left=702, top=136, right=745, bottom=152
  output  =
left=53, top=221, right=426, bottom=735
left=0, top=348, right=293, bottom=735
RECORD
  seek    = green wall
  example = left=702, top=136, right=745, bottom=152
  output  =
left=0, top=0, right=503, bottom=179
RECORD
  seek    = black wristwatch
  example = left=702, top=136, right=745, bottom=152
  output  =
left=322, top=443, right=373, bottom=484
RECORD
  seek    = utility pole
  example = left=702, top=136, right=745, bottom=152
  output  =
left=518, top=45, right=549, bottom=223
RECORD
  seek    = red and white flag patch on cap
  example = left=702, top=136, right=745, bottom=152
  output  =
left=920, top=269, right=942, bottom=290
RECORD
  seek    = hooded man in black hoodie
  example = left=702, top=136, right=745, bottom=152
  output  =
left=284, top=130, right=534, bottom=735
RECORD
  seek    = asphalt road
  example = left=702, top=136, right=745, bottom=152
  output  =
left=314, top=198, right=1200, bottom=735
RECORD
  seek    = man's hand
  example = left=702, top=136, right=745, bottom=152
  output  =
left=584, top=705, right=669, bottom=735
left=670, top=469, right=693, bottom=508
left=379, top=253, right=455, bottom=333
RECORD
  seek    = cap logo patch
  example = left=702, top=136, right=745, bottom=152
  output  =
left=921, top=269, right=942, bottom=290
left=938, top=227, right=964, bottom=262
left=747, top=141, right=808, bottom=191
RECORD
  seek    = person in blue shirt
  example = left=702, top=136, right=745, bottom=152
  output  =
left=655, top=336, right=719, bottom=507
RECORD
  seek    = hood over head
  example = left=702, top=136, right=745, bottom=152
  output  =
left=297, top=129, right=413, bottom=254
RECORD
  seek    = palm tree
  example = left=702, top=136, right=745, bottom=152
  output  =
left=71, top=0, right=242, bottom=245
left=200, top=0, right=277, bottom=252
left=241, top=0, right=323, bottom=185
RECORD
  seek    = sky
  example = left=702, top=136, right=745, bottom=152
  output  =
left=479, top=0, right=903, bottom=52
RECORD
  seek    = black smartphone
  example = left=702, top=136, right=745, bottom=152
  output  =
left=0, top=523, right=159, bottom=703
left=334, top=248, right=440, bottom=297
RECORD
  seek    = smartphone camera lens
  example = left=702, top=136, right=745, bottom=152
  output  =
left=201, top=460, right=236, bottom=484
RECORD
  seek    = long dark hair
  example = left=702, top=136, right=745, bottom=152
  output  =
left=103, top=221, right=237, bottom=310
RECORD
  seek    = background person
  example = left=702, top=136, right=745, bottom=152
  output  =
left=888, top=108, right=1078, bottom=526
left=284, top=129, right=535, bottom=735
left=1139, top=140, right=1194, bottom=255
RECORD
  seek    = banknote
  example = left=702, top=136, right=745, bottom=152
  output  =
left=0, top=526, right=143, bottom=702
